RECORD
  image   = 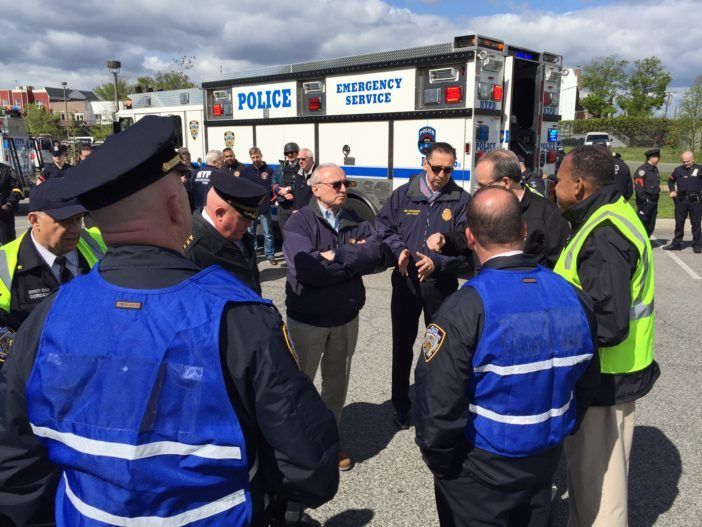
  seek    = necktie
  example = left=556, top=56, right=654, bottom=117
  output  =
left=55, top=256, right=73, bottom=285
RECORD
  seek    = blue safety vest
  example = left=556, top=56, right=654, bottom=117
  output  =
left=26, top=264, right=270, bottom=526
left=464, top=266, right=594, bottom=458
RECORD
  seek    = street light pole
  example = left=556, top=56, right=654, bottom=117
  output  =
left=106, top=60, right=122, bottom=115
left=61, top=81, right=68, bottom=138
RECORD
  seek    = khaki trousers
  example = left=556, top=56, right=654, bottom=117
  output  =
left=565, top=402, right=636, bottom=527
left=286, top=316, right=359, bottom=423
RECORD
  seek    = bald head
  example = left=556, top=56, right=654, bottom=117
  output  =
left=466, top=186, right=524, bottom=252
left=204, top=187, right=252, bottom=241
left=682, top=151, right=694, bottom=168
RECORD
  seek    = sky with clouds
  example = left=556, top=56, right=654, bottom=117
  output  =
left=0, top=0, right=699, bottom=109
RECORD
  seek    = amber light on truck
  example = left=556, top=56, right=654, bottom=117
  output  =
left=445, top=86, right=463, bottom=103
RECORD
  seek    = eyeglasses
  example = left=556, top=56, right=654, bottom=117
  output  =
left=285, top=152, right=298, bottom=157
left=318, top=180, right=348, bottom=191
left=426, top=163, right=454, bottom=175
left=298, top=157, right=309, bottom=161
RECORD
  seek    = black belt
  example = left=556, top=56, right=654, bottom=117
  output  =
left=680, top=192, right=702, bottom=202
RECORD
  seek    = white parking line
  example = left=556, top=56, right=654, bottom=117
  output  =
left=653, top=236, right=702, bottom=280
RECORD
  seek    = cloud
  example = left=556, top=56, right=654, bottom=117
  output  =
left=0, top=0, right=697, bottom=96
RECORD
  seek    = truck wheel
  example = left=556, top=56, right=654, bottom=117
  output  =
left=345, top=197, right=376, bottom=226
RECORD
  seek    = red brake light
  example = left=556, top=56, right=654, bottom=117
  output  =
left=308, top=97, right=321, bottom=112
left=491, top=84, right=503, bottom=102
left=543, top=92, right=552, bottom=106
left=546, top=150, right=558, bottom=163
left=212, top=104, right=223, bottom=116
left=465, top=143, right=470, bottom=154
left=445, top=86, right=463, bottom=104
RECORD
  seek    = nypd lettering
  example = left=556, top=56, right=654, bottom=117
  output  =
left=336, top=77, right=403, bottom=106
left=544, top=107, right=557, bottom=116
left=479, top=101, right=497, bottom=110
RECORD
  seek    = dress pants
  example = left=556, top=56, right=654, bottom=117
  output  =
left=286, top=316, right=359, bottom=423
left=565, top=402, right=636, bottom=527
left=390, top=269, right=458, bottom=414
left=672, top=199, right=702, bottom=248
left=277, top=206, right=293, bottom=242
left=636, top=198, right=658, bottom=237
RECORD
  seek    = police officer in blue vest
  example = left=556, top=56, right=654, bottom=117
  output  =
left=0, top=116, right=340, bottom=527
left=414, top=186, right=600, bottom=527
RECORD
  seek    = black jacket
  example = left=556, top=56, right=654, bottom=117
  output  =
left=292, top=165, right=316, bottom=211
left=184, top=210, right=261, bottom=294
left=634, top=162, right=660, bottom=201
left=224, top=159, right=247, bottom=177
left=613, top=157, right=633, bottom=200
left=241, top=163, right=275, bottom=214
left=0, top=163, right=21, bottom=244
left=38, top=162, right=72, bottom=183
left=562, top=186, right=660, bottom=405
left=0, top=245, right=339, bottom=527
left=414, top=254, right=600, bottom=485
left=668, top=163, right=702, bottom=194
left=441, top=187, right=570, bottom=269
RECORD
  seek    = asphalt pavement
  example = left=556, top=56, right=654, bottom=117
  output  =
left=256, top=217, right=701, bottom=527
left=11, top=214, right=701, bottom=526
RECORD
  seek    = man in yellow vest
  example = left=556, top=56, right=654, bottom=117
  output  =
left=0, top=179, right=105, bottom=334
left=554, top=145, right=659, bottom=527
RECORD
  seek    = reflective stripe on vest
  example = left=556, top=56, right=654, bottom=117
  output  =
left=554, top=198, right=655, bottom=374
left=464, top=266, right=595, bottom=457
left=27, top=265, right=268, bottom=526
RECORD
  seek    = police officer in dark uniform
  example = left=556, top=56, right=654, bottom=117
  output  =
left=0, top=162, right=23, bottom=244
left=0, top=116, right=339, bottom=526
left=415, top=186, right=599, bottom=527
left=38, top=144, right=72, bottom=183
left=243, top=147, right=277, bottom=265
left=634, top=148, right=661, bottom=236
left=292, top=148, right=317, bottom=211
left=189, top=149, right=229, bottom=210
left=273, top=142, right=300, bottom=240
left=376, top=141, right=471, bottom=429
left=223, top=147, right=247, bottom=176
left=663, top=151, right=702, bottom=253
left=593, top=139, right=633, bottom=201
left=185, top=172, right=267, bottom=294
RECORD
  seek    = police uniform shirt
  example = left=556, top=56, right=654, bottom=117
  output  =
left=0, top=245, right=339, bottom=525
left=634, top=162, right=660, bottom=199
left=40, top=162, right=72, bottom=182
left=30, top=231, right=80, bottom=281
left=668, top=163, right=702, bottom=194
left=413, top=253, right=600, bottom=482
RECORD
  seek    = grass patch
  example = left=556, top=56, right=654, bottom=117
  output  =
left=623, top=172, right=674, bottom=219
left=613, top=147, right=702, bottom=163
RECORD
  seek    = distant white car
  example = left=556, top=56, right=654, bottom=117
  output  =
left=584, top=132, right=611, bottom=147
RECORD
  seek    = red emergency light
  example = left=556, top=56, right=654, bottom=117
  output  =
left=491, top=84, right=503, bottom=102
left=543, top=92, right=553, bottom=106
left=445, top=86, right=463, bottom=104
left=212, top=104, right=223, bottom=116
left=308, top=97, right=322, bottom=112
left=546, top=150, right=558, bottom=163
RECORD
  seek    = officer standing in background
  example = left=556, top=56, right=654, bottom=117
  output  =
left=428, top=149, right=569, bottom=269
left=243, top=147, right=277, bottom=265
left=376, top=142, right=470, bottom=429
left=190, top=149, right=228, bottom=210
left=415, top=186, right=599, bottom=526
left=223, top=147, right=247, bottom=176
left=634, top=148, right=661, bottom=236
left=0, top=116, right=339, bottom=526
left=185, top=173, right=267, bottom=294
left=0, top=162, right=23, bottom=244
left=0, top=179, right=104, bottom=332
left=293, top=148, right=317, bottom=211
left=517, top=154, right=545, bottom=196
left=273, top=142, right=300, bottom=240
left=593, top=139, right=633, bottom=201
left=663, top=151, right=702, bottom=253
left=38, top=144, right=72, bottom=183
left=554, top=146, right=659, bottom=527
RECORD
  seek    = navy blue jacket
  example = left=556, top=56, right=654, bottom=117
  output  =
left=284, top=201, right=382, bottom=327
left=376, top=174, right=471, bottom=279
left=241, top=162, right=275, bottom=214
left=189, top=165, right=227, bottom=210
left=293, top=165, right=316, bottom=211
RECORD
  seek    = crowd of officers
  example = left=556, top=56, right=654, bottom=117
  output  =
left=0, top=113, right=691, bottom=526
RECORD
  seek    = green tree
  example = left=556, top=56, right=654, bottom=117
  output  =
left=618, top=57, right=672, bottom=117
left=93, top=78, right=131, bottom=103
left=25, top=104, right=62, bottom=137
left=671, top=76, right=702, bottom=150
left=580, top=56, right=628, bottom=118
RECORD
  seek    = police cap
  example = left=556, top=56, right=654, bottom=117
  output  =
left=283, top=142, right=300, bottom=154
left=29, top=179, right=86, bottom=220
left=56, top=115, right=184, bottom=210
left=645, top=148, right=661, bottom=158
left=51, top=145, right=67, bottom=157
left=211, top=172, right=267, bottom=221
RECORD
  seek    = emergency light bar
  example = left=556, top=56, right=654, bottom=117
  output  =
left=481, top=58, right=504, bottom=72
left=542, top=53, right=561, bottom=64
left=429, top=67, right=459, bottom=83
left=212, top=90, right=231, bottom=101
left=453, top=35, right=505, bottom=52
left=303, top=81, right=324, bottom=94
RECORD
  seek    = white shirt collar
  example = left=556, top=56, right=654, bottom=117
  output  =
left=201, top=208, right=216, bottom=228
left=483, top=250, right=524, bottom=263
left=30, top=229, right=80, bottom=277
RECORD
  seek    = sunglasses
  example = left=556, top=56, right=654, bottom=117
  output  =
left=426, top=163, right=454, bottom=175
left=298, top=157, right=309, bottom=161
left=285, top=152, right=298, bottom=157
left=318, top=180, right=348, bottom=191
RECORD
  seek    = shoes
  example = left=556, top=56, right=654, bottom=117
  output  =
left=268, top=258, right=278, bottom=266
left=393, top=411, right=410, bottom=430
left=694, top=247, right=702, bottom=254
left=662, top=243, right=682, bottom=251
left=338, top=451, right=354, bottom=471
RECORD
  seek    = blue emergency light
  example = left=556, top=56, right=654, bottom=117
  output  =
left=548, top=128, right=559, bottom=143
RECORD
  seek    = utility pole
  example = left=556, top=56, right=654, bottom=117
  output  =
left=663, top=91, right=673, bottom=118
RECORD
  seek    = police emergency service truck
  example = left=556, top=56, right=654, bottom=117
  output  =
left=200, top=34, right=566, bottom=222
left=115, top=88, right=206, bottom=162
left=1, top=114, right=33, bottom=194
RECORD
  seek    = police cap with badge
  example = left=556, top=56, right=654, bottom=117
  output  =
left=55, top=115, right=186, bottom=209
left=51, top=144, right=67, bottom=158
left=210, top=172, right=267, bottom=221
left=645, top=148, right=661, bottom=159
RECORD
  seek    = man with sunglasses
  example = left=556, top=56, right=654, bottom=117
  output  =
left=284, top=163, right=383, bottom=472
left=293, top=148, right=317, bottom=211
left=273, top=142, right=300, bottom=240
left=376, top=142, right=471, bottom=430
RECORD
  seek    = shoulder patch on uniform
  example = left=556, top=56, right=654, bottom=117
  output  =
left=422, top=323, right=446, bottom=363
left=281, top=322, right=301, bottom=370
left=183, top=234, right=194, bottom=250
left=441, top=208, right=452, bottom=221
left=639, top=170, right=645, bottom=176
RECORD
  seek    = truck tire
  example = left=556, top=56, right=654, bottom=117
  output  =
left=344, top=196, right=376, bottom=226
